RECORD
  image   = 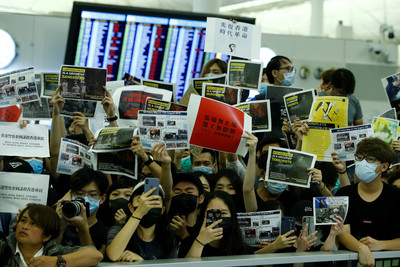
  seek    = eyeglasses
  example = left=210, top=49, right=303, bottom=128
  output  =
left=354, top=154, right=378, bottom=163
left=278, top=66, right=295, bottom=73
left=72, top=191, right=101, bottom=199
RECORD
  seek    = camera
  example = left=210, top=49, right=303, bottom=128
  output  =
left=380, top=24, right=395, bottom=40
left=368, top=42, right=382, bottom=55
left=62, top=197, right=89, bottom=218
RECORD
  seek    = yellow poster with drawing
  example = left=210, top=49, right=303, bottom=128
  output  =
left=302, top=97, right=348, bottom=161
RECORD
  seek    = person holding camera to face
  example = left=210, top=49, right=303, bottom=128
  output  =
left=55, top=167, right=109, bottom=255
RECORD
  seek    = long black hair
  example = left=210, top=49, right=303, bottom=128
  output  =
left=212, top=169, right=245, bottom=212
left=204, top=191, right=247, bottom=255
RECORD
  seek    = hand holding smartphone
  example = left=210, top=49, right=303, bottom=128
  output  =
left=206, top=209, right=222, bottom=228
left=144, top=178, right=159, bottom=196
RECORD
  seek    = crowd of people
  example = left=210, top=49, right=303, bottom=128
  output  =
left=0, top=55, right=400, bottom=267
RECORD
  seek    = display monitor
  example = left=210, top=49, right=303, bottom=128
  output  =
left=64, top=2, right=255, bottom=100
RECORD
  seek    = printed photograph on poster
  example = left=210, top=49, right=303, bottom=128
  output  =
left=313, top=196, right=348, bottom=226
left=234, top=100, right=271, bottom=132
left=21, top=98, right=52, bottom=119
left=330, top=125, right=374, bottom=161
left=372, top=116, right=399, bottom=144
left=237, top=210, right=281, bottom=247
left=190, top=74, right=226, bottom=95
left=113, top=85, right=172, bottom=127
left=0, top=123, right=49, bottom=157
left=91, top=127, right=136, bottom=152
left=145, top=98, right=187, bottom=111
left=204, top=17, right=261, bottom=60
left=138, top=110, right=189, bottom=150
left=284, top=89, right=316, bottom=124
left=60, top=99, right=97, bottom=118
left=381, top=72, right=400, bottom=117
left=59, top=65, right=106, bottom=101
left=266, top=146, right=317, bottom=188
left=0, top=67, right=39, bottom=108
left=93, top=151, right=137, bottom=179
left=379, top=107, right=397, bottom=120
left=57, top=138, right=92, bottom=175
left=0, top=172, right=49, bottom=213
left=227, top=60, right=262, bottom=91
left=0, top=105, right=21, bottom=122
left=187, top=95, right=252, bottom=157
left=141, top=79, right=175, bottom=102
left=41, top=73, right=59, bottom=98
left=202, top=83, right=240, bottom=105
left=266, top=85, right=303, bottom=137
left=308, top=96, right=348, bottom=128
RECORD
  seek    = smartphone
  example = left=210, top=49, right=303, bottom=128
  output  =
left=144, top=178, right=159, bottom=196
left=281, top=216, right=296, bottom=236
left=302, top=216, right=315, bottom=236
left=206, top=209, right=222, bottom=228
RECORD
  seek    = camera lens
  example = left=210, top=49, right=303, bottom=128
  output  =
left=62, top=200, right=82, bottom=218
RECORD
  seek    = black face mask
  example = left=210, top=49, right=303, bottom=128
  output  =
left=221, top=217, right=232, bottom=236
left=170, top=193, right=198, bottom=216
left=109, top=198, right=130, bottom=215
left=140, top=208, right=162, bottom=228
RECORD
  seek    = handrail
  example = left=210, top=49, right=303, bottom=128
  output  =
left=97, top=250, right=400, bottom=266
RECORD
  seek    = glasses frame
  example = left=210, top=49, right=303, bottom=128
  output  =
left=278, top=66, right=295, bottom=73
left=354, top=154, right=379, bottom=163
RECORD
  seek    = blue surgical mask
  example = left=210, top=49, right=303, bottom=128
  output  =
left=265, top=182, right=287, bottom=195
left=193, top=166, right=213, bottom=174
left=355, top=160, right=380, bottom=184
left=25, top=158, right=43, bottom=174
left=73, top=196, right=101, bottom=216
left=260, top=83, right=268, bottom=95
left=331, top=178, right=341, bottom=194
left=278, top=70, right=296, bottom=86
left=181, top=156, right=192, bottom=172
left=204, top=73, right=215, bottom=78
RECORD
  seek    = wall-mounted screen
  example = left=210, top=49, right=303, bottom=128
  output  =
left=64, top=2, right=255, bottom=100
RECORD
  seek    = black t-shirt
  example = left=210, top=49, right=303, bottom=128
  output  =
left=336, top=182, right=400, bottom=240
left=62, top=220, right=109, bottom=250
left=256, top=190, right=299, bottom=215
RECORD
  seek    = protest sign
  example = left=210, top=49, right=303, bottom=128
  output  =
left=21, top=98, right=52, bottom=120
left=59, top=65, right=106, bottom=101
left=379, top=107, right=397, bottom=120
left=284, top=89, right=316, bottom=124
left=0, top=172, right=49, bottom=213
left=92, top=151, right=137, bottom=179
left=202, top=83, right=240, bottom=105
left=205, top=17, right=261, bottom=60
left=313, top=196, right=348, bottom=226
left=123, top=73, right=141, bottom=85
left=190, top=74, right=226, bottom=95
left=145, top=98, right=187, bottom=111
left=227, top=60, right=262, bottom=91
left=60, top=99, right=97, bottom=118
left=141, top=79, right=175, bottom=102
left=113, top=85, right=172, bottom=127
left=330, top=125, right=374, bottom=161
left=237, top=210, right=281, bottom=247
left=266, top=146, right=316, bottom=188
left=372, top=116, right=399, bottom=144
left=381, top=72, right=400, bottom=118
left=0, top=123, right=49, bottom=157
left=0, top=67, right=39, bottom=108
left=91, top=127, right=135, bottom=153
left=41, top=73, right=59, bottom=98
left=57, top=138, right=92, bottom=175
left=234, top=100, right=271, bottom=133
left=179, top=85, right=200, bottom=106
left=187, top=95, right=251, bottom=157
left=266, top=85, right=303, bottom=137
left=0, top=105, right=21, bottom=122
left=138, top=110, right=189, bottom=150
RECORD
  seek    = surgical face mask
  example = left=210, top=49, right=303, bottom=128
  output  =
left=181, top=156, right=192, bottom=172
left=25, top=158, right=43, bottom=174
left=355, top=160, right=380, bottom=184
left=265, top=182, right=287, bottom=195
left=204, top=73, right=215, bottom=78
left=73, top=196, right=101, bottom=216
left=260, top=83, right=268, bottom=95
left=278, top=70, right=296, bottom=86
left=170, top=193, right=198, bottom=216
left=331, top=179, right=341, bottom=194
left=193, top=166, right=213, bottom=174
left=139, top=208, right=162, bottom=228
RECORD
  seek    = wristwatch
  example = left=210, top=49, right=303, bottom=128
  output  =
left=57, top=255, right=66, bottom=267
left=106, top=115, right=118, bottom=122
left=144, top=155, right=154, bottom=166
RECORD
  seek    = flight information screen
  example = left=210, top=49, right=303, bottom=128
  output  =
left=73, top=10, right=229, bottom=100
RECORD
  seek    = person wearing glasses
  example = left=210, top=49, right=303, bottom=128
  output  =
left=265, top=55, right=296, bottom=87
left=55, top=167, right=109, bottom=255
left=335, top=138, right=400, bottom=267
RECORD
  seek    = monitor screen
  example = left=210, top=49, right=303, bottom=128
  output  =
left=64, top=2, right=255, bottom=100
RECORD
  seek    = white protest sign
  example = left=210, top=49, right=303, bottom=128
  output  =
left=205, top=17, right=261, bottom=60
left=0, top=172, right=49, bottom=213
left=0, top=123, right=49, bottom=157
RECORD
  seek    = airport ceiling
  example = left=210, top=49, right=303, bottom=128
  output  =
left=0, top=0, right=399, bottom=43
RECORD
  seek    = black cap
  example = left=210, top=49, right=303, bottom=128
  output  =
left=3, top=158, right=34, bottom=173
left=173, top=172, right=204, bottom=196
left=290, top=200, right=313, bottom=222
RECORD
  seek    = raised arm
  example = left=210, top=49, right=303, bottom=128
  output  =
left=331, top=152, right=351, bottom=188
left=101, top=86, right=118, bottom=127
left=151, top=143, right=172, bottom=211
left=131, top=135, right=161, bottom=178
left=71, top=112, right=94, bottom=142
left=292, top=119, right=309, bottom=151
left=242, top=131, right=258, bottom=212
left=308, top=167, right=333, bottom=197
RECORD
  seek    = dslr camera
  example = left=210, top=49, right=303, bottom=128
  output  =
left=62, top=197, right=90, bottom=218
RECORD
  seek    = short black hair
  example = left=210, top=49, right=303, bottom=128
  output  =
left=70, top=167, right=109, bottom=195
left=266, top=56, right=292, bottom=84
left=257, top=151, right=269, bottom=171
left=190, top=148, right=216, bottom=164
left=356, top=137, right=396, bottom=164
left=331, top=68, right=355, bottom=95
left=257, top=136, right=286, bottom=153
left=173, top=172, right=204, bottom=196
